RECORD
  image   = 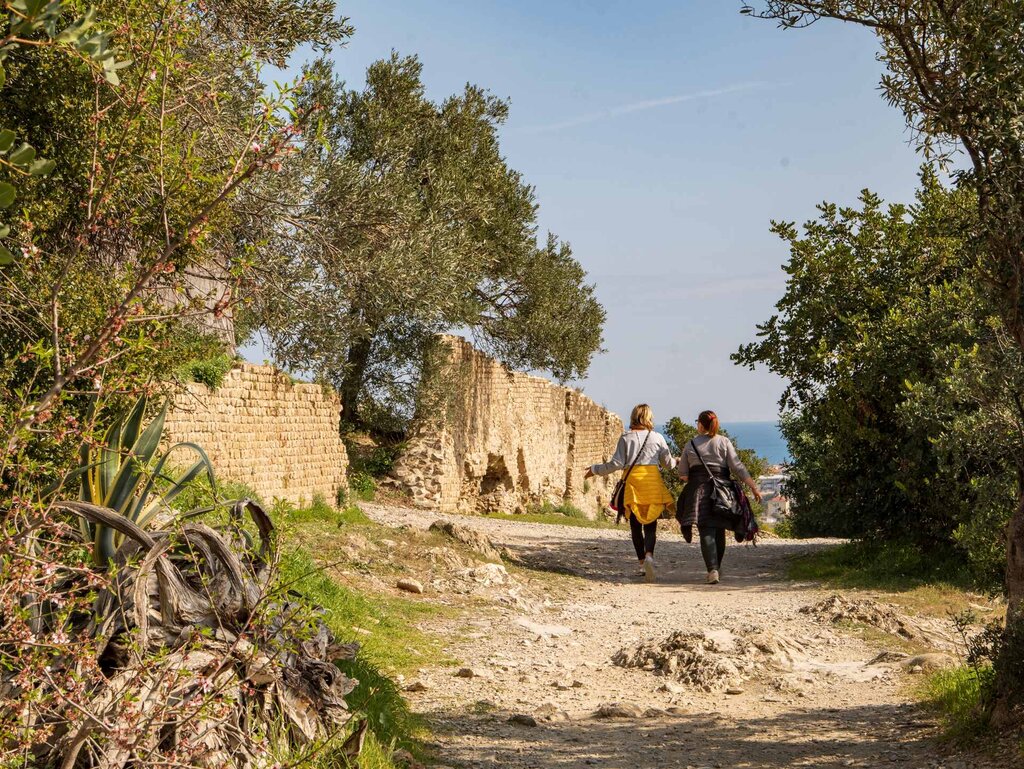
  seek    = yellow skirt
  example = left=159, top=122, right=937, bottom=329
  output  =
left=623, top=465, right=675, bottom=524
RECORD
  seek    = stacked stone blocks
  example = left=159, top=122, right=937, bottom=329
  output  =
left=388, top=336, right=623, bottom=517
left=164, top=363, right=349, bottom=505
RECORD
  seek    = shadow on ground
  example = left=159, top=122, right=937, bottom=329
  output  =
left=427, top=701, right=995, bottom=769
left=500, top=525, right=837, bottom=590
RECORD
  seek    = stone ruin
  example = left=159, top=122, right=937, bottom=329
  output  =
left=386, top=336, right=622, bottom=517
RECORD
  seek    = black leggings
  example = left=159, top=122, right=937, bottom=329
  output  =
left=698, top=525, right=726, bottom=571
left=629, top=516, right=657, bottom=560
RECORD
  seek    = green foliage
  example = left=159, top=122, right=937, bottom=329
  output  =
left=345, top=439, right=407, bottom=479
left=175, top=352, right=235, bottom=389
left=748, top=0, right=1024, bottom=717
left=735, top=173, right=1012, bottom=589
left=250, top=54, right=605, bottom=429
left=68, top=396, right=215, bottom=566
left=0, top=0, right=127, bottom=264
left=787, top=540, right=975, bottom=594
left=922, top=666, right=995, bottom=743
left=269, top=495, right=370, bottom=526
left=349, top=471, right=377, bottom=502
left=168, top=472, right=261, bottom=515
left=279, top=546, right=445, bottom=674
left=528, top=499, right=588, bottom=519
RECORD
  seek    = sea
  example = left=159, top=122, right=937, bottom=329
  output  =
left=726, top=421, right=790, bottom=466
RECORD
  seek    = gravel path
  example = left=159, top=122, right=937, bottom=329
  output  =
left=361, top=502, right=1012, bottom=769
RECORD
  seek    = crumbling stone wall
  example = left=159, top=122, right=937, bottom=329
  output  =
left=388, top=336, right=622, bottom=516
left=164, top=363, right=348, bottom=505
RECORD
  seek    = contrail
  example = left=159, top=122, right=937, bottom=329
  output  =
left=524, top=82, right=770, bottom=133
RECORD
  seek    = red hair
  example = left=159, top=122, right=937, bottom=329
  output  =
left=698, top=410, right=719, bottom=437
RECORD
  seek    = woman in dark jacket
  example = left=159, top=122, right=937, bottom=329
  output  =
left=676, top=410, right=761, bottom=584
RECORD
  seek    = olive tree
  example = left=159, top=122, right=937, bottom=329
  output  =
left=248, top=55, right=605, bottom=428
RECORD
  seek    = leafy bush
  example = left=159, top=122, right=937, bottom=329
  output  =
left=735, top=175, right=1013, bottom=591
left=349, top=471, right=377, bottom=501
left=176, top=352, right=235, bottom=389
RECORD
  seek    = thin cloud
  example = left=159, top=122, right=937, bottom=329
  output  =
left=525, top=82, right=771, bottom=133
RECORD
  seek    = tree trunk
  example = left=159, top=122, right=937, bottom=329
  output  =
left=339, top=337, right=372, bottom=427
left=1008, top=492, right=1024, bottom=623
left=992, top=324, right=1024, bottom=725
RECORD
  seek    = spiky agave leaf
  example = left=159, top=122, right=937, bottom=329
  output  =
left=62, top=397, right=220, bottom=565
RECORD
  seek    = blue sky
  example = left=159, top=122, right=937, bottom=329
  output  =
left=250, top=0, right=928, bottom=425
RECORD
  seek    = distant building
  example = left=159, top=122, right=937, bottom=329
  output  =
left=756, top=473, right=791, bottom=524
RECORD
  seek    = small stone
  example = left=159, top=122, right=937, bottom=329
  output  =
left=455, top=667, right=488, bottom=679
left=659, top=681, right=685, bottom=694
left=725, top=687, right=744, bottom=695
left=594, top=702, right=643, bottom=719
left=397, top=578, right=424, bottom=594
left=900, top=653, right=955, bottom=672
left=507, top=714, right=538, bottom=727
left=404, top=680, right=428, bottom=692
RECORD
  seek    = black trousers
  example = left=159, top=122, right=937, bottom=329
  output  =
left=629, top=515, right=657, bottom=560
left=698, top=525, right=726, bottom=571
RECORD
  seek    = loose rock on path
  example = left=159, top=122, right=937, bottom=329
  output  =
left=360, top=502, right=1015, bottom=769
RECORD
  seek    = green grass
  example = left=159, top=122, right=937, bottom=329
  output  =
left=271, top=495, right=371, bottom=526
left=529, top=499, right=589, bottom=518
left=921, top=665, right=995, bottom=744
left=788, top=540, right=974, bottom=591
left=787, top=539, right=1003, bottom=619
left=348, top=471, right=377, bottom=501
left=271, top=499, right=446, bottom=767
left=280, top=545, right=448, bottom=674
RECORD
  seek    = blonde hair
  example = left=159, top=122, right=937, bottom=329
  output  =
left=630, top=403, right=654, bottom=431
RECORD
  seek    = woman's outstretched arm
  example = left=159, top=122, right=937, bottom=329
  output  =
left=586, top=434, right=627, bottom=478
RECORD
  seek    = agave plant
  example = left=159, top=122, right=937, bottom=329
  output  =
left=73, top=396, right=216, bottom=566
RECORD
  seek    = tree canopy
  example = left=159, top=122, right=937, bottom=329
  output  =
left=246, top=54, right=605, bottom=428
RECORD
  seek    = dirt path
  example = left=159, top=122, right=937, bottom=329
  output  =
left=361, top=502, right=1006, bottom=769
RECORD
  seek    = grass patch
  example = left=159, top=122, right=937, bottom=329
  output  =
left=788, top=540, right=974, bottom=590
left=280, top=546, right=448, bottom=674
left=271, top=495, right=371, bottom=526
left=921, top=665, right=995, bottom=744
left=786, top=540, right=999, bottom=618
left=348, top=471, right=377, bottom=502
left=528, top=499, right=589, bottom=518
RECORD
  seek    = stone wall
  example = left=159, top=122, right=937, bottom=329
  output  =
left=164, top=363, right=348, bottom=504
left=388, top=336, right=623, bottom=516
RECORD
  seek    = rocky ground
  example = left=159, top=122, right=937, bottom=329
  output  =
left=356, top=502, right=1018, bottom=769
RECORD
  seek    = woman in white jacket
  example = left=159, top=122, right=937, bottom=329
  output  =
left=586, top=404, right=675, bottom=582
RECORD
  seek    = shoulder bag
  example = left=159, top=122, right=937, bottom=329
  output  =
left=689, top=438, right=742, bottom=525
left=610, top=430, right=651, bottom=524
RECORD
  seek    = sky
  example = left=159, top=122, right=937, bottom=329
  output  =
left=246, top=0, right=928, bottom=426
